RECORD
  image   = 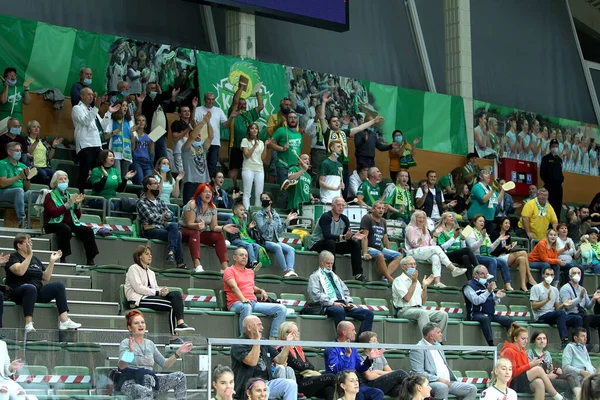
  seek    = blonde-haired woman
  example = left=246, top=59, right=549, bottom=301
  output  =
left=26, top=120, right=62, bottom=185
left=434, top=212, right=478, bottom=280
left=404, top=210, right=467, bottom=288
left=480, top=358, right=517, bottom=400
left=277, top=321, right=336, bottom=400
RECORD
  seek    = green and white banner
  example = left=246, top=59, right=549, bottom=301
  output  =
left=0, top=15, right=115, bottom=95
left=196, top=51, right=288, bottom=139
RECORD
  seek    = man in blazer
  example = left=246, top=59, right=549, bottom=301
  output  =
left=409, top=322, right=477, bottom=399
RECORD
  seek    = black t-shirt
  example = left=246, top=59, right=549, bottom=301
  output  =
left=5, top=252, right=45, bottom=291
left=231, top=334, right=276, bottom=398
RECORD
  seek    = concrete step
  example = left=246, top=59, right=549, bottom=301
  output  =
left=0, top=247, right=53, bottom=262
left=49, top=274, right=91, bottom=289
left=52, top=300, right=120, bottom=315
left=65, top=287, right=103, bottom=302
left=42, top=261, right=81, bottom=275
left=0, top=235, right=50, bottom=250
left=67, top=313, right=125, bottom=330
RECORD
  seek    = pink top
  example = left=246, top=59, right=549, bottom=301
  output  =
left=223, top=266, right=256, bottom=309
left=405, top=225, right=436, bottom=250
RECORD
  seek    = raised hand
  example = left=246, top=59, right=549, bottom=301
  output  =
left=136, top=92, right=146, bottom=104
left=367, top=348, right=385, bottom=360
left=374, top=115, right=385, bottom=123
left=108, top=103, right=122, bottom=114
left=223, top=224, right=239, bottom=234
left=413, top=137, right=422, bottom=145
left=0, top=253, right=8, bottom=265
left=172, top=87, right=181, bottom=98
left=125, top=170, right=137, bottom=180
left=176, top=171, right=185, bottom=181
left=101, top=166, right=108, bottom=177
left=203, top=112, right=212, bottom=123
left=52, top=137, right=64, bottom=147
left=178, top=342, right=193, bottom=354
left=323, top=92, right=331, bottom=103
left=423, top=274, right=434, bottom=287
left=9, top=358, right=24, bottom=372
left=192, top=96, right=199, bottom=108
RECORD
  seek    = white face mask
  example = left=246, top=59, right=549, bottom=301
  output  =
left=544, top=276, right=554, bottom=285
left=572, top=274, right=581, bottom=284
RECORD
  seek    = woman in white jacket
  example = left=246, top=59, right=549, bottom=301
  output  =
left=124, top=245, right=195, bottom=344
left=0, top=339, right=36, bottom=399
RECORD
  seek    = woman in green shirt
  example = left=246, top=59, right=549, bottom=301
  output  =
left=434, top=212, right=478, bottom=279
left=467, top=169, right=504, bottom=233
left=90, top=149, right=136, bottom=210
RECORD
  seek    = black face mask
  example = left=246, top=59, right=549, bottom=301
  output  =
left=150, top=189, right=160, bottom=197
left=261, top=199, right=271, bottom=208
left=281, top=108, right=291, bottom=115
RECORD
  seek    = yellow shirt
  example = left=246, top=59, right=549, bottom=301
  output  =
left=32, top=141, right=48, bottom=168
left=266, top=112, right=287, bottom=136
left=518, top=199, right=557, bottom=240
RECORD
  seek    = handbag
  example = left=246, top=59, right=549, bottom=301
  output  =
left=248, top=227, right=266, bottom=246
left=299, top=302, right=325, bottom=315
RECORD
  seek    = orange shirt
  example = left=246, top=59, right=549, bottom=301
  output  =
left=528, top=238, right=559, bottom=264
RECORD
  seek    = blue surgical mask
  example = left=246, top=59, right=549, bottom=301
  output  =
left=57, top=182, right=69, bottom=192
left=160, top=165, right=170, bottom=173
left=149, top=91, right=157, bottom=100
left=83, top=78, right=92, bottom=86
left=281, top=108, right=291, bottom=115
left=192, top=140, right=203, bottom=147
left=477, top=278, right=488, bottom=286
left=9, top=127, right=20, bottom=135
left=12, top=152, right=21, bottom=161
left=434, top=341, right=441, bottom=346
left=406, top=267, right=416, bottom=276
left=121, top=91, right=128, bottom=98
left=5, top=79, right=16, bottom=86
left=395, top=135, right=403, bottom=143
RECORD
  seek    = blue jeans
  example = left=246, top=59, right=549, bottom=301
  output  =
left=475, top=255, right=511, bottom=283
left=231, top=239, right=261, bottom=263
left=143, top=222, right=184, bottom=264
left=367, top=247, right=402, bottom=262
left=267, top=378, right=298, bottom=400
left=31, top=166, right=54, bottom=185
left=325, top=305, right=374, bottom=336
left=154, top=136, right=167, bottom=163
left=229, top=300, right=287, bottom=337
left=264, top=241, right=295, bottom=272
left=0, top=187, right=25, bottom=221
left=530, top=261, right=559, bottom=283
left=359, top=385, right=384, bottom=400
left=131, top=157, right=154, bottom=185
left=88, top=198, right=116, bottom=211
left=537, top=310, right=583, bottom=338
left=207, top=145, right=220, bottom=179
left=470, top=312, right=513, bottom=343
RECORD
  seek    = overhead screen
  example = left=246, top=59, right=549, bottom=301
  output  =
left=196, top=0, right=349, bottom=32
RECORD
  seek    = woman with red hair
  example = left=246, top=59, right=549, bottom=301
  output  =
left=179, top=183, right=238, bottom=273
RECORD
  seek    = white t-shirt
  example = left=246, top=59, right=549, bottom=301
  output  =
left=240, top=138, right=265, bottom=172
left=194, top=105, right=227, bottom=146
left=480, top=386, right=517, bottom=400
left=426, top=341, right=450, bottom=381
left=416, top=187, right=444, bottom=220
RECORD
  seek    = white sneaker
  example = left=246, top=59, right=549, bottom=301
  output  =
left=59, top=319, right=82, bottom=330
left=24, top=322, right=35, bottom=333
left=284, top=270, right=298, bottom=277
left=194, top=265, right=204, bottom=273
left=451, top=267, right=467, bottom=277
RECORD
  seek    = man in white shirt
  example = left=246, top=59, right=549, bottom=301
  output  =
left=409, top=323, right=477, bottom=400
left=194, top=92, right=235, bottom=178
left=71, top=87, right=111, bottom=192
left=392, top=257, right=448, bottom=335
left=348, top=163, right=369, bottom=199
left=415, top=170, right=456, bottom=230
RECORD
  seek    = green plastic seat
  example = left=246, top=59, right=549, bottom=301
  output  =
left=363, top=297, right=391, bottom=316
left=79, top=214, right=102, bottom=225
left=280, top=293, right=307, bottom=312
left=508, top=304, right=532, bottom=322
left=53, top=366, right=92, bottom=389
left=440, top=301, right=464, bottom=319
left=187, top=288, right=219, bottom=309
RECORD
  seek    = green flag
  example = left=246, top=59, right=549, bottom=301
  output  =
left=196, top=51, right=288, bottom=140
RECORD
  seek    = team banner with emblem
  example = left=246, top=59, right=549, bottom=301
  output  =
left=196, top=51, right=289, bottom=140
left=474, top=100, right=600, bottom=176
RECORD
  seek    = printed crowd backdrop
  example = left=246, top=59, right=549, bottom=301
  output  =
left=474, top=100, right=600, bottom=176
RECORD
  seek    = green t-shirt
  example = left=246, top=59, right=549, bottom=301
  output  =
left=0, top=158, right=26, bottom=190
left=438, top=173, right=453, bottom=192
left=467, top=182, right=498, bottom=221
left=384, top=185, right=413, bottom=219
left=319, top=157, right=343, bottom=177
left=325, top=128, right=351, bottom=164
left=91, top=166, right=122, bottom=200
left=287, top=166, right=312, bottom=210
left=437, top=230, right=461, bottom=252
left=357, top=181, right=381, bottom=207
left=0, top=85, right=24, bottom=123
left=230, top=108, right=259, bottom=148
left=272, top=127, right=303, bottom=169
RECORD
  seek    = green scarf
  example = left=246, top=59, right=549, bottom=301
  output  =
left=319, top=268, right=338, bottom=300
left=474, top=230, right=491, bottom=256
left=48, top=189, right=81, bottom=226
left=591, top=242, right=600, bottom=261
left=315, top=120, right=324, bottom=146
left=231, top=216, right=271, bottom=267
left=394, top=185, right=413, bottom=216
left=535, top=198, right=547, bottom=217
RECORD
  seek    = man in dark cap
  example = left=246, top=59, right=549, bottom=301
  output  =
left=540, top=139, right=564, bottom=219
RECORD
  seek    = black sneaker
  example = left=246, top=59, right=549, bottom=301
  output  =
left=169, top=337, right=184, bottom=345
left=561, top=337, right=570, bottom=349
left=166, top=253, right=176, bottom=266
left=176, top=264, right=188, bottom=270
left=354, top=274, right=367, bottom=282
left=175, top=323, right=195, bottom=333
